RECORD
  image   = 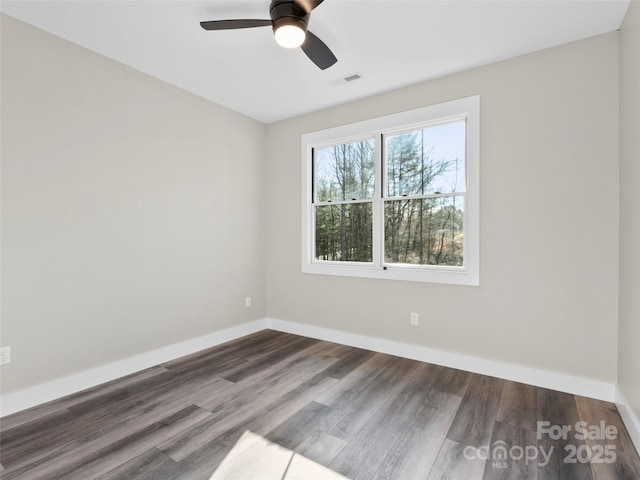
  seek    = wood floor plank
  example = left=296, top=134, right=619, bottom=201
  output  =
left=296, top=431, right=348, bottom=468
left=374, top=389, right=462, bottom=480
left=1, top=375, right=232, bottom=476
left=219, top=375, right=339, bottom=442
left=166, top=375, right=340, bottom=479
left=425, top=438, right=487, bottom=480
left=482, top=420, right=538, bottom=480
left=195, top=342, right=337, bottom=413
left=67, top=373, right=233, bottom=426
left=157, top=331, right=312, bottom=390
left=3, top=405, right=213, bottom=480
left=446, top=374, right=504, bottom=448
left=536, top=437, right=595, bottom=480
left=319, top=356, right=422, bottom=441
left=0, top=366, right=170, bottom=433
left=266, top=401, right=333, bottom=451
left=574, top=395, right=620, bottom=412
left=0, top=408, right=77, bottom=468
left=496, top=380, right=540, bottom=433
left=169, top=422, right=248, bottom=480
left=536, top=388, right=594, bottom=480
left=314, top=352, right=396, bottom=407
left=328, top=363, right=435, bottom=479
left=575, top=396, right=640, bottom=480
left=321, top=347, right=376, bottom=380
left=429, top=364, right=473, bottom=397
left=217, top=335, right=319, bottom=383
left=322, top=343, right=360, bottom=358
left=159, top=329, right=290, bottom=370
left=64, top=353, right=237, bottom=418
left=96, top=449, right=178, bottom=480
left=537, top=388, right=580, bottom=428
left=158, top=356, right=338, bottom=461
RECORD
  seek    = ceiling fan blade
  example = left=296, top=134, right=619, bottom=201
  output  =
left=301, top=30, right=337, bottom=70
left=200, top=19, right=272, bottom=31
left=295, top=0, right=324, bottom=14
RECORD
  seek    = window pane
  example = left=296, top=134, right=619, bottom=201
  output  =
left=384, top=196, right=464, bottom=266
left=315, top=203, right=372, bottom=262
left=314, top=139, right=375, bottom=202
left=386, top=121, right=466, bottom=197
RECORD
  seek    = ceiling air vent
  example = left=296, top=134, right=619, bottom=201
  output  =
left=328, top=73, right=362, bottom=87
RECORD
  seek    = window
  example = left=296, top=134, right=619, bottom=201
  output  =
left=302, top=95, right=479, bottom=285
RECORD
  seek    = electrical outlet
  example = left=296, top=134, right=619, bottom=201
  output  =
left=245, top=297, right=252, bottom=308
left=0, top=346, right=11, bottom=365
left=410, top=312, right=419, bottom=326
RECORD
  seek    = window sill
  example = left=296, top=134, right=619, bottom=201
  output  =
left=302, top=262, right=479, bottom=286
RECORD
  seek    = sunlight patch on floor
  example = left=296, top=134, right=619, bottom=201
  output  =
left=210, top=431, right=350, bottom=479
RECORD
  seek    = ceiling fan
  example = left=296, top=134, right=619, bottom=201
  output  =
left=200, top=0, right=337, bottom=70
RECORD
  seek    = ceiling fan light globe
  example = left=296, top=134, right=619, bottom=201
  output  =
left=275, top=24, right=306, bottom=48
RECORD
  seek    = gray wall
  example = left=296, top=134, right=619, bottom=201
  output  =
left=0, top=12, right=627, bottom=397
left=619, top=1, right=640, bottom=424
left=266, top=33, right=620, bottom=383
left=0, top=15, right=267, bottom=394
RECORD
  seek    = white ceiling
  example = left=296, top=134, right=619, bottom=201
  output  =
left=1, top=0, right=630, bottom=123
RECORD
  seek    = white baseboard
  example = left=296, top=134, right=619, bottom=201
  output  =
left=2, top=317, right=620, bottom=420
left=615, top=385, right=640, bottom=457
left=266, top=318, right=616, bottom=402
left=0, top=319, right=268, bottom=417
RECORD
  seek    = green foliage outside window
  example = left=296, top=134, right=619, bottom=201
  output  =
left=313, top=121, right=465, bottom=267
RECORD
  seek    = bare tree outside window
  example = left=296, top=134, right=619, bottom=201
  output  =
left=314, top=139, right=374, bottom=262
left=312, top=122, right=465, bottom=266
left=302, top=95, right=479, bottom=285
left=384, top=121, right=465, bottom=266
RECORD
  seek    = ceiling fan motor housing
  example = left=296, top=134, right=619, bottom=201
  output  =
left=270, top=0, right=310, bottom=34
left=199, top=0, right=336, bottom=70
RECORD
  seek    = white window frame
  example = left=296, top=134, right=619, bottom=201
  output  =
left=301, top=95, right=480, bottom=286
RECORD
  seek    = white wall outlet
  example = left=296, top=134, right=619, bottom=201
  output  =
left=245, top=297, right=252, bottom=308
left=410, top=312, right=419, bottom=326
left=0, top=346, right=11, bottom=365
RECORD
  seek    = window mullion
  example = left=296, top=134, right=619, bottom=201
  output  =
left=372, top=133, right=383, bottom=268
left=314, top=198, right=372, bottom=207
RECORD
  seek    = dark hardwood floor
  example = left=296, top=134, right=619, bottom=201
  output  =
left=1, top=329, right=639, bottom=479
